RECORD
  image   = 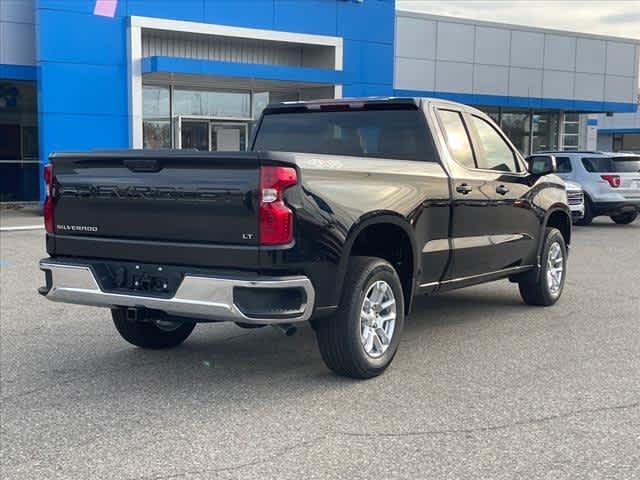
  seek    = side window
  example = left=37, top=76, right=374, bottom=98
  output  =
left=470, top=115, right=518, bottom=173
left=556, top=157, right=572, bottom=173
left=437, top=110, right=475, bottom=168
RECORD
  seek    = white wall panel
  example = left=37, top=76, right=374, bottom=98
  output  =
left=543, top=70, right=574, bottom=99
left=473, top=64, right=508, bottom=95
left=544, top=34, right=575, bottom=71
left=636, top=46, right=640, bottom=83
left=436, top=21, right=474, bottom=63
left=474, top=26, right=510, bottom=66
left=576, top=38, right=606, bottom=74
left=1, top=0, right=34, bottom=24
left=574, top=73, right=605, bottom=102
left=0, top=21, right=4, bottom=64
left=605, top=42, right=636, bottom=76
left=395, top=11, right=639, bottom=108
left=435, top=60, right=473, bottom=93
left=510, top=30, right=544, bottom=68
left=604, top=75, right=634, bottom=103
left=396, top=16, right=435, bottom=60
left=508, top=67, right=543, bottom=98
left=1, top=21, right=35, bottom=65
left=394, top=57, right=435, bottom=91
left=597, top=110, right=640, bottom=129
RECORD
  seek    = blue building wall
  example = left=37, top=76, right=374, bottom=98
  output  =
left=36, top=0, right=396, bottom=200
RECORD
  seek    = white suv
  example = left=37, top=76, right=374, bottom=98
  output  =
left=564, top=180, right=585, bottom=223
left=543, top=151, right=640, bottom=225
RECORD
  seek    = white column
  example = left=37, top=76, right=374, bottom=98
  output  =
left=127, top=20, right=143, bottom=149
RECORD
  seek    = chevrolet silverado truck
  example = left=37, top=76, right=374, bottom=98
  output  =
left=39, top=97, right=571, bottom=379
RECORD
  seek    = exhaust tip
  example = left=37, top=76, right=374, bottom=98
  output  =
left=273, top=323, right=297, bottom=336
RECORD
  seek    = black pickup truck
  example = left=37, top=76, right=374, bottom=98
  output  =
left=39, top=97, right=571, bottom=378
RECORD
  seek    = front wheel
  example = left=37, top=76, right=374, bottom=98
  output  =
left=112, top=309, right=196, bottom=349
left=574, top=197, right=593, bottom=226
left=518, top=227, right=567, bottom=306
left=315, top=256, right=405, bottom=379
left=610, top=211, right=638, bottom=225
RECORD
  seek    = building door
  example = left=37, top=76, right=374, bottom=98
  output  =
left=180, top=119, right=210, bottom=150
left=210, top=122, right=248, bottom=151
left=177, top=117, right=249, bottom=151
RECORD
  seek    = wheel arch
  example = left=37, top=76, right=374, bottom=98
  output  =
left=538, top=206, right=572, bottom=264
left=337, top=213, right=418, bottom=314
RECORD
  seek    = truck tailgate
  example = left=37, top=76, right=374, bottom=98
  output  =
left=50, top=152, right=261, bottom=262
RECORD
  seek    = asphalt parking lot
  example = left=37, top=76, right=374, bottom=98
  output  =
left=1, top=219, right=639, bottom=480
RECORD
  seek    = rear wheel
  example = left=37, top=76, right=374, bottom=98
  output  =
left=316, top=256, right=405, bottom=379
left=112, top=309, right=196, bottom=349
left=574, top=197, right=593, bottom=226
left=518, top=227, right=567, bottom=306
left=610, top=211, right=638, bottom=225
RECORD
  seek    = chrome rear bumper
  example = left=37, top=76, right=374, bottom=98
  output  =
left=39, top=260, right=315, bottom=324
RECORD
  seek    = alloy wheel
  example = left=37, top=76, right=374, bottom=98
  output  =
left=359, top=280, right=397, bottom=358
left=546, top=241, right=564, bottom=295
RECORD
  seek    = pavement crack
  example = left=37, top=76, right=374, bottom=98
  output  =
left=134, top=436, right=325, bottom=480
left=335, top=401, right=640, bottom=438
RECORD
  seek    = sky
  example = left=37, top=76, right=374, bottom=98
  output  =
left=396, top=1, right=640, bottom=40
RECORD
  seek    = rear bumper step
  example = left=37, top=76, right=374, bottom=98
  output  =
left=39, top=259, right=315, bottom=324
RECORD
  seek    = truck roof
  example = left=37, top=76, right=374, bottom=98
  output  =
left=262, top=96, right=470, bottom=114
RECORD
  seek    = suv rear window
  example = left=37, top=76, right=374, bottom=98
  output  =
left=253, top=108, right=436, bottom=162
left=582, top=156, right=640, bottom=173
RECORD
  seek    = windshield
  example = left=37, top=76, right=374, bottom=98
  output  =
left=582, top=156, right=640, bottom=173
left=253, top=108, right=436, bottom=162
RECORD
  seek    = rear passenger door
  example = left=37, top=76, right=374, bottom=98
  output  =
left=554, top=156, right=574, bottom=182
left=435, top=109, right=501, bottom=280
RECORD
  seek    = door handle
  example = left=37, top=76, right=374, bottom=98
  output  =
left=496, top=185, right=510, bottom=195
left=456, top=183, right=473, bottom=195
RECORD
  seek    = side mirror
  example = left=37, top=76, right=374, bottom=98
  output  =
left=527, top=155, right=557, bottom=175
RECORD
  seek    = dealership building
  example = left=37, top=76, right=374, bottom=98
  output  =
left=1, top=0, right=639, bottom=202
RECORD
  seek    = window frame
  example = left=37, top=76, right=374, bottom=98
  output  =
left=466, top=113, right=522, bottom=174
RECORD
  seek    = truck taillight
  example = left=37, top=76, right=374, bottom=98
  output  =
left=259, top=166, right=297, bottom=245
left=43, top=164, right=54, bottom=233
left=601, top=174, right=621, bottom=188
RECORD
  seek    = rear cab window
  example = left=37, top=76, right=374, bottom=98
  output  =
left=582, top=156, right=640, bottom=173
left=253, top=104, right=437, bottom=162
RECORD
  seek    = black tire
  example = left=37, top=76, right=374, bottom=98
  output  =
left=315, top=256, right=405, bottom=379
left=112, top=309, right=196, bottom=349
left=574, top=196, right=594, bottom=226
left=518, top=227, right=567, bottom=306
left=610, top=211, right=638, bottom=225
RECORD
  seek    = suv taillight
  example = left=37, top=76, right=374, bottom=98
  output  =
left=259, top=166, right=297, bottom=245
left=601, top=174, right=621, bottom=188
left=43, top=164, right=54, bottom=233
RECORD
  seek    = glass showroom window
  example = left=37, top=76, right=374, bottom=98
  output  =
left=0, top=80, right=39, bottom=202
left=173, top=89, right=251, bottom=118
left=562, top=113, right=580, bottom=151
left=142, top=85, right=171, bottom=149
left=532, top=112, right=559, bottom=153
left=479, top=107, right=500, bottom=124
left=501, top=111, right=531, bottom=155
